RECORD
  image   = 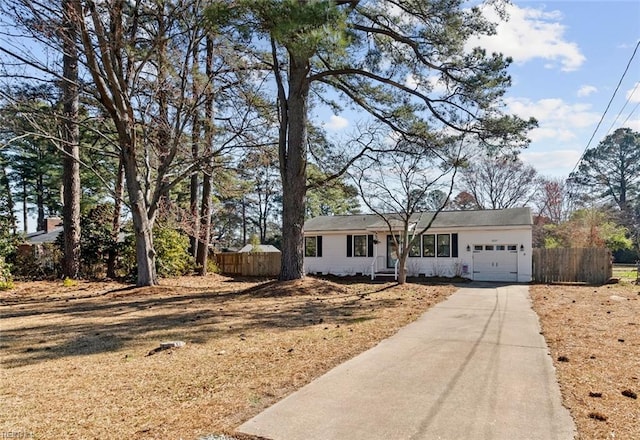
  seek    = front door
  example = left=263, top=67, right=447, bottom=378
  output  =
left=387, top=235, right=400, bottom=269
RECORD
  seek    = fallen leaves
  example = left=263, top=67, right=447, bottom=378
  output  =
left=530, top=283, right=640, bottom=439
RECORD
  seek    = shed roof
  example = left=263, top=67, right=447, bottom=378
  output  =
left=238, top=244, right=281, bottom=253
left=304, top=207, right=532, bottom=232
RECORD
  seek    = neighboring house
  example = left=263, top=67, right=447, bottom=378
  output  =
left=238, top=244, right=281, bottom=253
left=18, top=217, right=126, bottom=256
left=17, top=218, right=64, bottom=255
left=303, top=207, right=533, bottom=283
left=15, top=218, right=64, bottom=271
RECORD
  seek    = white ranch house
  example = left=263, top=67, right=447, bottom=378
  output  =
left=303, top=207, right=533, bottom=283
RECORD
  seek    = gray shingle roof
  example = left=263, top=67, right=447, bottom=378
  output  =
left=25, top=227, right=63, bottom=244
left=304, top=207, right=532, bottom=232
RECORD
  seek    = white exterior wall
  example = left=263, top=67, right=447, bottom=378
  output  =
left=304, top=226, right=532, bottom=283
left=305, top=233, right=374, bottom=276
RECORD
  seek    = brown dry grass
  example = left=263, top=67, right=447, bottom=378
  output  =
left=0, top=275, right=456, bottom=440
left=530, top=281, right=640, bottom=440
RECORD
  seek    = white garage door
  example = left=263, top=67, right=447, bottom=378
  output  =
left=472, top=244, right=518, bottom=282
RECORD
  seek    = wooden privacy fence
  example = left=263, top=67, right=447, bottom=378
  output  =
left=215, top=252, right=281, bottom=277
left=532, top=248, right=612, bottom=284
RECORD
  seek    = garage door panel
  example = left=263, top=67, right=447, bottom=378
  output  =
left=473, top=245, right=518, bottom=282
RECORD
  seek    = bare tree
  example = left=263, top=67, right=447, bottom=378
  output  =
left=449, top=191, right=477, bottom=211
left=535, top=177, right=569, bottom=224
left=353, top=131, right=468, bottom=284
left=459, top=154, right=538, bottom=210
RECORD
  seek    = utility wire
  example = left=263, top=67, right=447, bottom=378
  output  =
left=568, top=39, right=640, bottom=177
left=620, top=101, right=640, bottom=126
left=605, top=80, right=639, bottom=135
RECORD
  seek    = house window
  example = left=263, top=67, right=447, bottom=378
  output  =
left=437, top=234, right=450, bottom=257
left=474, top=245, right=483, bottom=251
left=408, top=238, right=421, bottom=257
left=507, top=245, right=517, bottom=251
left=305, top=236, right=322, bottom=257
left=354, top=235, right=367, bottom=257
left=422, top=234, right=435, bottom=257
left=347, top=234, right=374, bottom=257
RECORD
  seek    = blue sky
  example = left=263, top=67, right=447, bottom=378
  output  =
left=322, top=0, right=640, bottom=179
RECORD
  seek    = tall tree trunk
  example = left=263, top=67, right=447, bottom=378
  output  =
left=61, top=0, right=81, bottom=279
left=22, top=178, right=27, bottom=233
left=189, top=138, right=200, bottom=257
left=279, top=55, right=309, bottom=281
left=397, top=249, right=407, bottom=285
left=77, top=0, right=157, bottom=286
left=260, top=204, right=267, bottom=243
left=36, top=174, right=45, bottom=232
left=0, top=165, right=16, bottom=233
left=242, top=198, right=247, bottom=245
left=196, top=171, right=212, bottom=274
left=120, top=127, right=157, bottom=286
left=189, top=36, right=200, bottom=258
left=196, top=36, right=214, bottom=275
left=107, top=155, right=124, bottom=278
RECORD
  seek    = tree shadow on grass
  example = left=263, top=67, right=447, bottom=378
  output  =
left=1, top=278, right=409, bottom=368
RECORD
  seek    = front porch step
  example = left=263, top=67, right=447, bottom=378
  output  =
left=373, top=271, right=397, bottom=278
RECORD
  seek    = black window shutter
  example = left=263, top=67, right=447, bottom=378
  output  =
left=367, top=235, right=374, bottom=257
left=452, top=233, right=459, bottom=258
left=346, top=235, right=352, bottom=257
left=317, top=236, right=323, bottom=257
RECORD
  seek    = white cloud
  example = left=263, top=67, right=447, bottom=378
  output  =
left=520, top=150, right=582, bottom=177
left=325, top=115, right=349, bottom=130
left=577, top=85, right=597, bottom=98
left=506, top=97, right=604, bottom=177
left=624, top=116, right=640, bottom=132
left=505, top=97, right=601, bottom=142
left=471, top=4, right=585, bottom=72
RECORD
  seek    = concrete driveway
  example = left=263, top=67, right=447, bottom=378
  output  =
left=237, top=284, right=576, bottom=440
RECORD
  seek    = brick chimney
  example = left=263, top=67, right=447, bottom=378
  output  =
left=44, top=217, right=62, bottom=233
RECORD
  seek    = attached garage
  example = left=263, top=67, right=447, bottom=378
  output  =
left=472, top=244, right=519, bottom=282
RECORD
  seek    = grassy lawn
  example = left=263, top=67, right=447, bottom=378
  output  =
left=1, top=275, right=455, bottom=440
left=612, top=263, right=638, bottom=283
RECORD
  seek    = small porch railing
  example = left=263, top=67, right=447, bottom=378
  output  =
left=370, top=256, right=399, bottom=281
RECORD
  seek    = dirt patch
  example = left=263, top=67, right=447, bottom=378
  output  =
left=1, top=275, right=455, bottom=440
left=530, top=282, right=640, bottom=440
